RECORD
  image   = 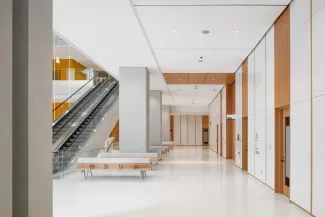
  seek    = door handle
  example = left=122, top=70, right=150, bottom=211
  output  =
left=281, top=159, right=286, bottom=163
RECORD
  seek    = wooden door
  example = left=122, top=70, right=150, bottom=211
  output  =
left=282, top=108, right=290, bottom=197
left=242, top=117, right=248, bottom=171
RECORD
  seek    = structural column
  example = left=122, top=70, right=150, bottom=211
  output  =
left=150, top=91, right=162, bottom=146
left=119, top=67, right=150, bottom=153
left=0, top=1, right=13, bottom=216
left=12, top=0, right=53, bottom=217
left=162, top=105, right=171, bottom=141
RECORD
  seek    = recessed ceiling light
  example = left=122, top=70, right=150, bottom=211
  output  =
left=102, top=29, right=108, bottom=34
left=172, top=30, right=176, bottom=33
left=213, top=78, right=215, bottom=81
left=179, top=78, right=182, bottom=81
left=55, top=56, right=60, bottom=63
left=179, top=89, right=182, bottom=94
left=236, top=30, right=240, bottom=34
left=202, top=30, right=210, bottom=34
left=213, top=89, right=216, bottom=94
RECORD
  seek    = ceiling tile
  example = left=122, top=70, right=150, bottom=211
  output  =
left=189, top=73, right=207, bottom=84
left=205, top=73, right=235, bottom=84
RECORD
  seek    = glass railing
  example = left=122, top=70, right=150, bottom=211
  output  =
left=53, top=141, right=117, bottom=180
left=52, top=75, right=99, bottom=122
left=52, top=86, right=119, bottom=179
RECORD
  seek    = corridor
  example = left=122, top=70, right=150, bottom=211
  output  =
left=53, top=147, right=308, bottom=217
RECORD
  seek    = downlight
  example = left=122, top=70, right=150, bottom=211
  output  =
left=202, top=30, right=210, bottom=34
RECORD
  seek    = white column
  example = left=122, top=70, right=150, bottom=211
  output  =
left=150, top=90, right=162, bottom=146
left=162, top=105, right=171, bottom=141
left=119, top=67, right=149, bottom=153
left=12, top=0, right=53, bottom=217
left=0, top=1, right=12, bottom=216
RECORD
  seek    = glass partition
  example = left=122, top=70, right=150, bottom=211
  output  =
left=52, top=32, right=108, bottom=121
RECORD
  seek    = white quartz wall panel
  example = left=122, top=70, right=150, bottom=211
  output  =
left=291, top=0, right=311, bottom=103
left=290, top=100, right=311, bottom=212
left=266, top=26, right=275, bottom=110
left=312, top=95, right=325, bottom=216
left=188, top=116, right=196, bottom=145
left=181, top=115, right=188, bottom=145
left=254, top=38, right=266, bottom=182
left=266, top=109, right=275, bottom=189
left=248, top=51, right=255, bottom=175
left=174, top=115, right=181, bottom=145
left=236, top=67, right=243, bottom=167
left=209, top=99, right=217, bottom=150
left=312, top=2, right=325, bottom=98
left=195, top=115, right=202, bottom=146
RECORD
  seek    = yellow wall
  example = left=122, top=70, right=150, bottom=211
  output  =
left=52, top=103, right=70, bottom=121
left=52, top=59, right=86, bottom=80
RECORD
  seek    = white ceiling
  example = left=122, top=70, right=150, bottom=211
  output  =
left=53, top=0, right=168, bottom=91
left=53, top=0, right=289, bottom=106
left=136, top=5, right=286, bottom=73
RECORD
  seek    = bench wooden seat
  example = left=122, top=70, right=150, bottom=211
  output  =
left=150, top=146, right=168, bottom=156
left=97, top=153, right=160, bottom=164
left=77, top=157, right=151, bottom=179
left=162, top=141, right=175, bottom=150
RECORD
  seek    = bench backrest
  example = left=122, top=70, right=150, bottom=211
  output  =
left=98, top=153, right=158, bottom=158
left=78, top=157, right=150, bottom=164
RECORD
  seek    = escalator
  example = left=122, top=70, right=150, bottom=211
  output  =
left=52, top=82, right=119, bottom=175
left=52, top=81, right=115, bottom=144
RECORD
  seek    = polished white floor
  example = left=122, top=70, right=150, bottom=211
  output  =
left=53, top=147, right=309, bottom=217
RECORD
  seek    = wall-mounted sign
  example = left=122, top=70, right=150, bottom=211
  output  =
left=227, top=114, right=236, bottom=120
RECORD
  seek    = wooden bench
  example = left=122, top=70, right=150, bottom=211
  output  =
left=97, top=153, right=160, bottom=164
left=77, top=157, right=151, bottom=179
left=150, top=146, right=169, bottom=157
left=162, top=141, right=175, bottom=150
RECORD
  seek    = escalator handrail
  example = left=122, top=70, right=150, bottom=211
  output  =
left=52, top=82, right=115, bottom=138
left=52, top=82, right=118, bottom=153
left=55, top=94, right=119, bottom=174
left=52, top=78, right=101, bottom=128
left=52, top=74, right=98, bottom=112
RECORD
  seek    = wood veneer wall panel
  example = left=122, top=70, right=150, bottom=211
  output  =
left=274, top=6, right=290, bottom=108
left=242, top=59, right=248, bottom=117
left=226, top=82, right=236, bottom=159
left=220, top=91, right=223, bottom=155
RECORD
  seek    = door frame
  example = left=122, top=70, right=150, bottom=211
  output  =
left=275, top=106, right=290, bottom=197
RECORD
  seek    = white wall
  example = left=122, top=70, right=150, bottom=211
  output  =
left=174, top=115, right=204, bottom=146
left=52, top=80, right=92, bottom=103
left=174, top=115, right=181, bottom=145
left=254, top=38, right=266, bottom=182
left=312, top=0, right=325, bottom=215
left=209, top=96, right=218, bottom=151
left=248, top=51, right=255, bottom=175
left=162, top=105, right=171, bottom=141
left=150, top=90, right=162, bottom=146
left=119, top=67, right=149, bottom=153
left=188, top=116, right=196, bottom=145
left=195, top=115, right=203, bottom=146
left=181, top=115, right=188, bottom=145
left=290, top=0, right=312, bottom=212
left=235, top=67, right=242, bottom=167
left=266, top=26, right=275, bottom=189
left=171, top=105, right=209, bottom=115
